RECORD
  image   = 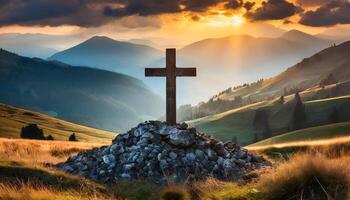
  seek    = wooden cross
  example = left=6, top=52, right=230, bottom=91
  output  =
left=145, top=48, right=196, bottom=125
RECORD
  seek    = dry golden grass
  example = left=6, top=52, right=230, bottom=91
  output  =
left=258, top=153, right=350, bottom=200
left=0, top=138, right=108, bottom=165
left=0, top=138, right=116, bottom=200
left=247, top=135, right=350, bottom=151
left=0, top=182, right=105, bottom=200
left=0, top=137, right=349, bottom=200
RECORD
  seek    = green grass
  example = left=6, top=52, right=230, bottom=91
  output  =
left=0, top=103, right=116, bottom=142
left=188, top=95, right=350, bottom=145
left=249, top=122, right=350, bottom=147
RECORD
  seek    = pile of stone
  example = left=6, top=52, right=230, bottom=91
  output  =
left=58, top=121, right=269, bottom=184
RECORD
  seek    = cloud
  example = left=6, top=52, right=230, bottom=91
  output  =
left=0, top=0, right=112, bottom=27
left=246, top=0, right=302, bottom=21
left=225, top=0, right=244, bottom=9
left=299, top=0, right=350, bottom=27
left=295, top=0, right=334, bottom=7
left=104, top=0, right=182, bottom=17
left=104, top=0, right=241, bottom=17
left=243, top=1, right=256, bottom=11
left=0, top=0, right=246, bottom=27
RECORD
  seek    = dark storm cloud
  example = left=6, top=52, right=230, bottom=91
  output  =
left=243, top=1, right=256, bottom=11
left=295, top=0, right=334, bottom=7
left=0, top=0, right=251, bottom=27
left=299, top=0, right=350, bottom=27
left=104, top=0, right=238, bottom=17
left=0, top=0, right=112, bottom=27
left=245, top=0, right=302, bottom=21
left=224, top=0, right=243, bottom=9
left=104, top=0, right=182, bottom=17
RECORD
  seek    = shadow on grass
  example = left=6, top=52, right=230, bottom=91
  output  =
left=0, top=161, right=106, bottom=195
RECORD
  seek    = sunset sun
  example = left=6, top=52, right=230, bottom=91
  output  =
left=232, top=15, right=244, bottom=26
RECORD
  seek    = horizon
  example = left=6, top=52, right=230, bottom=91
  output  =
left=1, top=0, right=350, bottom=50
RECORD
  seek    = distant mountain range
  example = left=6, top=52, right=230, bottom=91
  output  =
left=47, top=30, right=334, bottom=105
left=0, top=49, right=164, bottom=131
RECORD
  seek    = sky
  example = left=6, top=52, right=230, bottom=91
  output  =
left=0, top=0, right=350, bottom=49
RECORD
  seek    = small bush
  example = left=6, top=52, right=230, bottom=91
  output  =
left=20, top=124, right=45, bottom=140
left=46, top=135, right=54, bottom=140
left=160, top=186, right=190, bottom=200
left=259, top=153, right=350, bottom=200
left=68, top=133, right=77, bottom=142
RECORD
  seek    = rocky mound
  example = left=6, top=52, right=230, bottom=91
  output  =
left=58, top=121, right=269, bottom=184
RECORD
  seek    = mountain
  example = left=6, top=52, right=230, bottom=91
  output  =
left=48, top=31, right=332, bottom=105
left=0, top=103, right=115, bottom=142
left=178, top=30, right=331, bottom=80
left=0, top=33, right=81, bottom=58
left=0, top=49, right=164, bottom=132
left=48, top=36, right=163, bottom=79
left=184, top=40, right=350, bottom=120
left=128, top=39, right=160, bottom=49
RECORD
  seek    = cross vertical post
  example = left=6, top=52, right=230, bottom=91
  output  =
left=145, top=48, right=196, bottom=125
left=166, top=49, right=176, bottom=125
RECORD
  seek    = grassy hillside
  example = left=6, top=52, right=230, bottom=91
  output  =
left=217, top=41, right=350, bottom=102
left=188, top=95, right=350, bottom=145
left=248, top=122, right=350, bottom=148
left=0, top=103, right=115, bottom=142
left=0, top=49, right=164, bottom=132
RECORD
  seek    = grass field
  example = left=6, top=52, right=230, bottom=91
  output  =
left=0, top=103, right=116, bottom=142
left=188, top=95, right=350, bottom=145
left=0, top=138, right=349, bottom=200
left=248, top=122, right=350, bottom=149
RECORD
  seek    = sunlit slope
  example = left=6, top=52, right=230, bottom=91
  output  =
left=0, top=103, right=115, bottom=142
left=216, top=41, right=350, bottom=102
left=188, top=95, right=350, bottom=145
left=247, top=122, right=350, bottom=148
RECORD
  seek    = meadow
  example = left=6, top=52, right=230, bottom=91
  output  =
left=0, top=103, right=115, bottom=142
left=0, top=137, right=348, bottom=200
left=189, top=95, right=350, bottom=145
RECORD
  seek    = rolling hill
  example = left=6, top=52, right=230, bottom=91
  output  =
left=0, top=49, right=164, bottom=132
left=188, top=95, right=350, bottom=145
left=247, top=121, right=350, bottom=149
left=215, top=40, right=350, bottom=102
left=182, top=40, right=350, bottom=120
left=0, top=103, right=115, bottom=142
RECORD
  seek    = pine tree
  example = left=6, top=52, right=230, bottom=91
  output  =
left=291, top=92, right=306, bottom=130
left=253, top=109, right=271, bottom=138
left=69, top=133, right=78, bottom=141
left=46, top=135, right=54, bottom=140
left=330, top=107, right=340, bottom=123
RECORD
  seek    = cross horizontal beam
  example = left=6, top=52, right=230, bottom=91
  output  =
left=176, top=68, right=196, bottom=76
left=145, top=68, right=166, bottom=76
left=145, top=68, right=196, bottom=77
